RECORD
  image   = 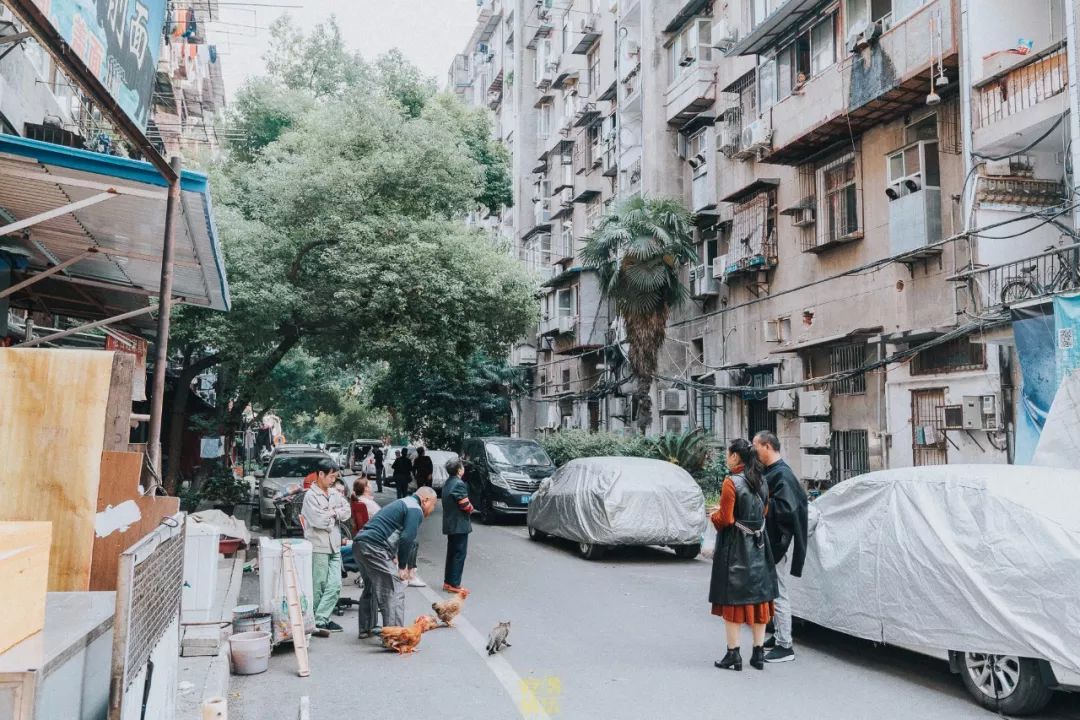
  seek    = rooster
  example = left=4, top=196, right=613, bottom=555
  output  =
left=432, top=589, right=470, bottom=627
left=380, top=615, right=439, bottom=655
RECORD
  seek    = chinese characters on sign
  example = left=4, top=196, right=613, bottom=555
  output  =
left=30, top=0, right=167, bottom=130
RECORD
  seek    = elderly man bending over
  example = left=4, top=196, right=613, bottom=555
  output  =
left=355, top=486, right=438, bottom=638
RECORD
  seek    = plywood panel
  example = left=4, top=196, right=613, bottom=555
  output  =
left=89, top=495, right=179, bottom=592
left=0, top=522, right=51, bottom=654
left=102, top=353, right=134, bottom=452
left=0, top=349, right=115, bottom=591
left=96, top=451, right=143, bottom=512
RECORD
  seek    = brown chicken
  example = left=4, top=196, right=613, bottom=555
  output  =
left=431, top=589, right=470, bottom=627
left=380, top=615, right=439, bottom=655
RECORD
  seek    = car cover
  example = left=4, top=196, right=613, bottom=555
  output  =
left=789, top=464, right=1080, bottom=675
left=527, top=456, right=706, bottom=546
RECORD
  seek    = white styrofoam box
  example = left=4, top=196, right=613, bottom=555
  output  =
left=258, top=538, right=315, bottom=644
left=799, top=421, right=832, bottom=448
left=800, top=453, right=832, bottom=481
left=768, top=389, right=797, bottom=412
left=798, top=389, right=831, bottom=417
left=181, top=517, right=219, bottom=620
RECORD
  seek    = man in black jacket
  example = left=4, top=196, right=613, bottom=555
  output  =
left=753, top=430, right=808, bottom=664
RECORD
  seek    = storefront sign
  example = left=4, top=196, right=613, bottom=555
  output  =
left=30, top=0, right=167, bottom=130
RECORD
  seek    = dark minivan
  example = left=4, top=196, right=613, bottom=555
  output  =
left=461, top=437, right=556, bottom=522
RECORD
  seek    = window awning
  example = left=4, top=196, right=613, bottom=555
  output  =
left=0, top=134, right=230, bottom=328
left=726, top=0, right=826, bottom=57
left=769, top=327, right=883, bottom=353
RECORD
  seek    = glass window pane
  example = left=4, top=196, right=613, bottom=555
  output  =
left=904, top=145, right=921, bottom=175
left=778, top=46, right=793, bottom=99
left=758, top=59, right=777, bottom=111
left=810, top=16, right=835, bottom=75
left=888, top=152, right=904, bottom=182
left=924, top=142, right=940, bottom=186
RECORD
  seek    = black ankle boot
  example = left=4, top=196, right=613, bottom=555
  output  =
left=750, top=645, right=765, bottom=670
left=715, top=647, right=742, bottom=671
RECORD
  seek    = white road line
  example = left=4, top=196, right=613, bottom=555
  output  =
left=415, top=575, right=553, bottom=720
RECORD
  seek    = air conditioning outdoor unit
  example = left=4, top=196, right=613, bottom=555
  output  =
left=798, top=389, right=830, bottom=417
left=747, top=118, right=772, bottom=151
left=791, top=207, right=816, bottom=227
left=799, top=421, right=831, bottom=449
left=663, top=415, right=691, bottom=434
left=712, top=20, right=738, bottom=52
left=659, top=388, right=689, bottom=413
left=767, top=389, right=797, bottom=412
left=800, top=453, right=832, bottom=481
left=579, top=14, right=598, bottom=32
left=718, top=126, right=737, bottom=157
left=941, top=405, right=964, bottom=430
left=688, top=153, right=706, bottom=170
left=557, top=315, right=577, bottom=333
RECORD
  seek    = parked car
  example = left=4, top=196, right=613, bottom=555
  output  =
left=268, top=443, right=318, bottom=462
left=461, top=437, right=556, bottom=522
left=789, top=464, right=1080, bottom=716
left=400, top=450, right=459, bottom=495
left=256, top=451, right=331, bottom=526
left=346, top=438, right=383, bottom=473
left=527, top=456, right=706, bottom=560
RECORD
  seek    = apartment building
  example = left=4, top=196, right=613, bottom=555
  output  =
left=456, top=0, right=1080, bottom=485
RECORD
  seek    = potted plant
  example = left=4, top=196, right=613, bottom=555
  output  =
left=197, top=471, right=250, bottom=516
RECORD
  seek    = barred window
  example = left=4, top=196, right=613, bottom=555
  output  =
left=911, top=336, right=986, bottom=375
left=830, top=343, right=866, bottom=395
left=831, top=429, right=869, bottom=484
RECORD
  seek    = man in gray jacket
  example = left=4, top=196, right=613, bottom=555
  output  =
left=301, top=458, right=351, bottom=635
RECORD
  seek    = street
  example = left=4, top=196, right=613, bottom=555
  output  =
left=232, top=491, right=1080, bottom=720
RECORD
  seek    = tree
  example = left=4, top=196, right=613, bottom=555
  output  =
left=581, top=197, right=696, bottom=432
left=163, top=19, right=534, bottom=490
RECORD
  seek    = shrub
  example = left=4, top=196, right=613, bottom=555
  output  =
left=695, top=451, right=728, bottom=502
left=538, top=429, right=654, bottom=466
left=651, top=428, right=709, bottom=475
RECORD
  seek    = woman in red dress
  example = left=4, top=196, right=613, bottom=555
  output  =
left=708, top=438, right=778, bottom=671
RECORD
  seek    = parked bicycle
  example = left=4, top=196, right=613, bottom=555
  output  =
left=999, top=245, right=1080, bottom=305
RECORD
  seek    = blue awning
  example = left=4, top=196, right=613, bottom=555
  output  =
left=0, top=134, right=230, bottom=326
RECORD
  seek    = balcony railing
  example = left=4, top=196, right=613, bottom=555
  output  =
left=801, top=187, right=864, bottom=253
left=975, top=176, right=1067, bottom=207
left=974, top=43, right=1068, bottom=131
left=954, top=243, right=1080, bottom=313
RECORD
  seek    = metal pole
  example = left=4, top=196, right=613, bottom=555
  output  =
left=148, top=156, right=182, bottom=475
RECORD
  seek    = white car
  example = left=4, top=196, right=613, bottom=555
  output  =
left=790, top=464, right=1080, bottom=716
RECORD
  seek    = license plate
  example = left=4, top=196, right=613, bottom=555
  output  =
left=521, top=495, right=531, bottom=504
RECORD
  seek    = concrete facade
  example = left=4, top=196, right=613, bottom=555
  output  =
left=454, top=0, right=1080, bottom=486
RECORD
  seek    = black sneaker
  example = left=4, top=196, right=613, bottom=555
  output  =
left=763, top=635, right=776, bottom=650
left=324, top=620, right=343, bottom=633
left=313, top=625, right=331, bottom=638
left=764, top=646, right=795, bottom=663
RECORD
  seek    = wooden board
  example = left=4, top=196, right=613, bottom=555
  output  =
left=0, top=522, right=51, bottom=654
left=89, top=495, right=179, bottom=592
left=0, top=349, right=115, bottom=591
left=102, top=353, right=135, bottom=452
left=96, top=451, right=143, bottom=512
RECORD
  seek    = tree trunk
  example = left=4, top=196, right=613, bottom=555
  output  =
left=625, top=307, right=669, bottom=434
left=227, top=325, right=302, bottom=430
left=164, top=349, right=222, bottom=494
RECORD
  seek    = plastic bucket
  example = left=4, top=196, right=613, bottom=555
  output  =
left=234, top=613, right=272, bottom=635
left=229, top=631, right=271, bottom=675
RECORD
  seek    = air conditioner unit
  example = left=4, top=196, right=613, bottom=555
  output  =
left=767, top=389, right=797, bottom=412
left=579, top=14, right=598, bottom=32
left=800, top=453, right=832, bottom=481
left=659, top=388, right=689, bottom=413
left=747, top=118, right=772, bottom=151
left=663, top=415, right=691, bottom=434
left=799, top=421, right=831, bottom=449
left=962, top=395, right=999, bottom=430
left=712, top=20, right=738, bottom=52
left=688, top=153, right=706, bottom=170
left=798, top=389, right=830, bottom=417
left=557, top=315, right=577, bottom=333
left=942, top=405, right=964, bottom=430
left=791, top=207, right=816, bottom=227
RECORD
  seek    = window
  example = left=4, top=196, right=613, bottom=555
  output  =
left=562, top=15, right=570, bottom=54
left=687, top=129, right=709, bottom=178
left=818, top=153, right=860, bottom=243
left=538, top=102, right=552, bottom=139
left=887, top=140, right=939, bottom=196
left=533, top=38, right=553, bottom=82
left=586, top=196, right=603, bottom=228
left=586, top=45, right=601, bottom=98
left=561, top=368, right=571, bottom=393
left=692, top=337, right=705, bottom=364
left=695, top=377, right=718, bottom=434
left=910, top=337, right=986, bottom=375
left=758, top=58, right=777, bottom=112
left=730, top=192, right=773, bottom=265
left=845, top=0, right=894, bottom=37
left=830, top=343, right=867, bottom=395
left=830, top=430, right=869, bottom=484
left=556, top=286, right=577, bottom=317
left=668, top=18, right=713, bottom=84
left=810, top=16, right=836, bottom=75
left=586, top=122, right=602, bottom=166
left=750, top=0, right=783, bottom=29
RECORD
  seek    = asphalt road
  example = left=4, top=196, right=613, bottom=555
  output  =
left=231, top=488, right=1080, bottom=720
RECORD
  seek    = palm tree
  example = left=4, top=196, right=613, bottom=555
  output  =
left=581, top=196, right=696, bottom=432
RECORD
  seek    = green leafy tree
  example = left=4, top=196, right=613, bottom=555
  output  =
left=581, top=197, right=696, bottom=432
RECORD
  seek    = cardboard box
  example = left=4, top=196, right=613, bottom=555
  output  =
left=0, top=522, right=52, bottom=654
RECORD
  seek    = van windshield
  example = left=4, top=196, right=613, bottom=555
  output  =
left=485, top=440, right=552, bottom=467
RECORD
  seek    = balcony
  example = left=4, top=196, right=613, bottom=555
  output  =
left=692, top=172, right=716, bottom=213
left=572, top=173, right=604, bottom=204
left=553, top=232, right=575, bottom=264
left=972, top=42, right=1068, bottom=155
left=976, top=176, right=1067, bottom=208
left=758, top=0, right=958, bottom=165
left=799, top=188, right=864, bottom=254
left=540, top=314, right=578, bottom=336
left=526, top=2, right=555, bottom=50
left=665, top=63, right=717, bottom=126
left=952, top=243, right=1080, bottom=314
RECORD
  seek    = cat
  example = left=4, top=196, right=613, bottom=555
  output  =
left=486, top=620, right=512, bottom=655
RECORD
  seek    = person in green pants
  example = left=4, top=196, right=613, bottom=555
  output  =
left=301, top=458, right=351, bottom=635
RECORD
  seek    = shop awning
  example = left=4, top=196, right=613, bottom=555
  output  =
left=0, top=134, right=230, bottom=328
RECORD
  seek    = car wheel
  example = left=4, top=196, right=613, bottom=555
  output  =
left=958, top=652, right=1053, bottom=716
left=578, top=542, right=605, bottom=560
left=477, top=496, right=497, bottom=525
left=673, top=543, right=701, bottom=560
left=528, top=525, right=547, bottom=542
